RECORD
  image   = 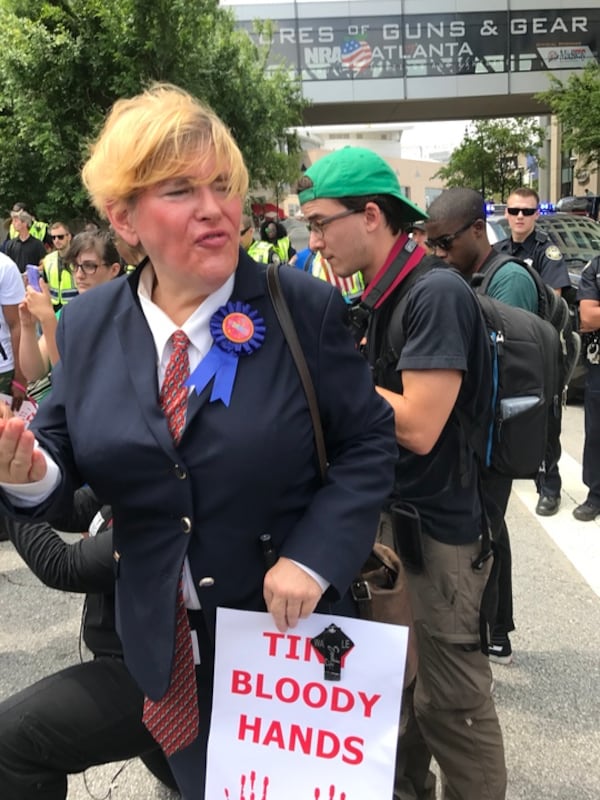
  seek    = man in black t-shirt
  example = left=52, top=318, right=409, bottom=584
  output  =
left=299, top=149, right=506, bottom=800
left=4, top=210, right=46, bottom=274
left=426, top=187, right=540, bottom=668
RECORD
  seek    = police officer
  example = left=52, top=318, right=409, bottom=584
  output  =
left=574, top=255, right=600, bottom=521
left=495, top=187, right=571, bottom=517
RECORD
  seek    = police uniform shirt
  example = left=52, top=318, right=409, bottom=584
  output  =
left=577, top=256, right=600, bottom=307
left=496, top=229, right=570, bottom=290
left=577, top=259, right=600, bottom=378
left=392, top=269, right=492, bottom=545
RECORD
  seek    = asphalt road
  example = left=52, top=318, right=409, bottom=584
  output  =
left=0, top=400, right=599, bottom=799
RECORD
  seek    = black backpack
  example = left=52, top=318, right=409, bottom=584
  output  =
left=472, top=292, right=560, bottom=478
left=382, top=262, right=562, bottom=480
left=476, top=251, right=581, bottom=395
left=469, top=252, right=581, bottom=478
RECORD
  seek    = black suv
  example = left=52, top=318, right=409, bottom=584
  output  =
left=488, top=211, right=600, bottom=398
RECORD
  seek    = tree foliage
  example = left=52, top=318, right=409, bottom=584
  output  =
left=536, top=62, right=600, bottom=169
left=434, top=118, right=544, bottom=201
left=0, top=0, right=307, bottom=222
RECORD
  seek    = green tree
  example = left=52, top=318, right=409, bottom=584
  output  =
left=0, top=0, right=306, bottom=222
left=434, top=118, right=544, bottom=201
left=536, top=61, right=600, bottom=169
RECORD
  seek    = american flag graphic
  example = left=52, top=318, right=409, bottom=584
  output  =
left=341, top=37, right=372, bottom=74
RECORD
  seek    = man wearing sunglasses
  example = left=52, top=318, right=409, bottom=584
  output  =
left=425, top=188, right=538, bottom=312
left=41, top=222, right=78, bottom=311
left=497, top=188, right=570, bottom=296
left=425, top=188, right=540, bottom=670
left=299, top=148, right=506, bottom=800
left=495, top=188, right=570, bottom=518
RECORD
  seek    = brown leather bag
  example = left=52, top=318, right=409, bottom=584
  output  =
left=351, top=542, right=418, bottom=688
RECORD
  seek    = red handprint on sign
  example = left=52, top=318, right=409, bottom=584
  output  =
left=224, top=771, right=269, bottom=800
left=314, top=787, right=347, bottom=800
left=224, top=775, right=347, bottom=799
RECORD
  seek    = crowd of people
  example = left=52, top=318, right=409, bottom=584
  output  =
left=0, top=81, right=597, bottom=800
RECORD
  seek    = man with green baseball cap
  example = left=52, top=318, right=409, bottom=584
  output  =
left=298, top=146, right=426, bottom=223
left=298, top=148, right=506, bottom=800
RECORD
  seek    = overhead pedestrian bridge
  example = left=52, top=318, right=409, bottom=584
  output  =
left=223, top=0, right=599, bottom=125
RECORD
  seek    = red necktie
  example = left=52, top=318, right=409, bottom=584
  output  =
left=142, top=330, right=199, bottom=756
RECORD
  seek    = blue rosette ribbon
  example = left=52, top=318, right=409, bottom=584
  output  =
left=186, top=301, right=266, bottom=406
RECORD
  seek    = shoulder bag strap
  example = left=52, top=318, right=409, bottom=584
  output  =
left=266, top=263, right=327, bottom=483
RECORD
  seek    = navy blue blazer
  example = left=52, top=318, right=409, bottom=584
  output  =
left=19, top=251, right=396, bottom=699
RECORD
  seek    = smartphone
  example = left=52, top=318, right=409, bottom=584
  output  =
left=25, top=264, right=42, bottom=292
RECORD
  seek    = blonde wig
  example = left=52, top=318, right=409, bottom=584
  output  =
left=82, top=83, right=249, bottom=216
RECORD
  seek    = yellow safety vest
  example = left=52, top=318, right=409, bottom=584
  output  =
left=42, top=251, right=78, bottom=307
left=311, top=252, right=364, bottom=302
left=272, top=235, right=291, bottom=263
left=9, top=220, right=48, bottom=241
left=248, top=241, right=279, bottom=264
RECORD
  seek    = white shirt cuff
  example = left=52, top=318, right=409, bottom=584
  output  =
left=0, top=446, right=61, bottom=506
left=289, top=559, right=330, bottom=594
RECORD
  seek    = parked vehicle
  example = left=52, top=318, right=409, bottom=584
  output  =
left=556, top=195, right=600, bottom=222
left=487, top=211, right=600, bottom=399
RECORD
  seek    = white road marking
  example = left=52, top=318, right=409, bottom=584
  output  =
left=512, top=450, right=600, bottom=597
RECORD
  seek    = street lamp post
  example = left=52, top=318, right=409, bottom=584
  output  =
left=516, top=165, right=524, bottom=187
left=569, top=155, right=578, bottom=196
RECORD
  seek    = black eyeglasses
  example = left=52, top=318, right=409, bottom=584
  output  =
left=306, top=208, right=361, bottom=237
left=51, top=233, right=67, bottom=241
left=506, top=207, right=537, bottom=217
left=425, top=219, right=478, bottom=252
left=72, top=261, right=100, bottom=275
left=239, top=226, right=251, bottom=236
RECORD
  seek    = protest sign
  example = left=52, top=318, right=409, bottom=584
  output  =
left=0, top=393, right=38, bottom=426
left=206, top=608, right=408, bottom=799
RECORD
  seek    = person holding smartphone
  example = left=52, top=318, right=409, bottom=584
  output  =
left=18, top=231, right=122, bottom=399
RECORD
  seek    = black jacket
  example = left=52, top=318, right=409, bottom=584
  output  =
left=4, top=487, right=120, bottom=657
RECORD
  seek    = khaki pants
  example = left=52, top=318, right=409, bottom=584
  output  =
left=382, top=513, right=506, bottom=800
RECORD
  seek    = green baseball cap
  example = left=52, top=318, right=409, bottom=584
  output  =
left=298, top=147, right=427, bottom=223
